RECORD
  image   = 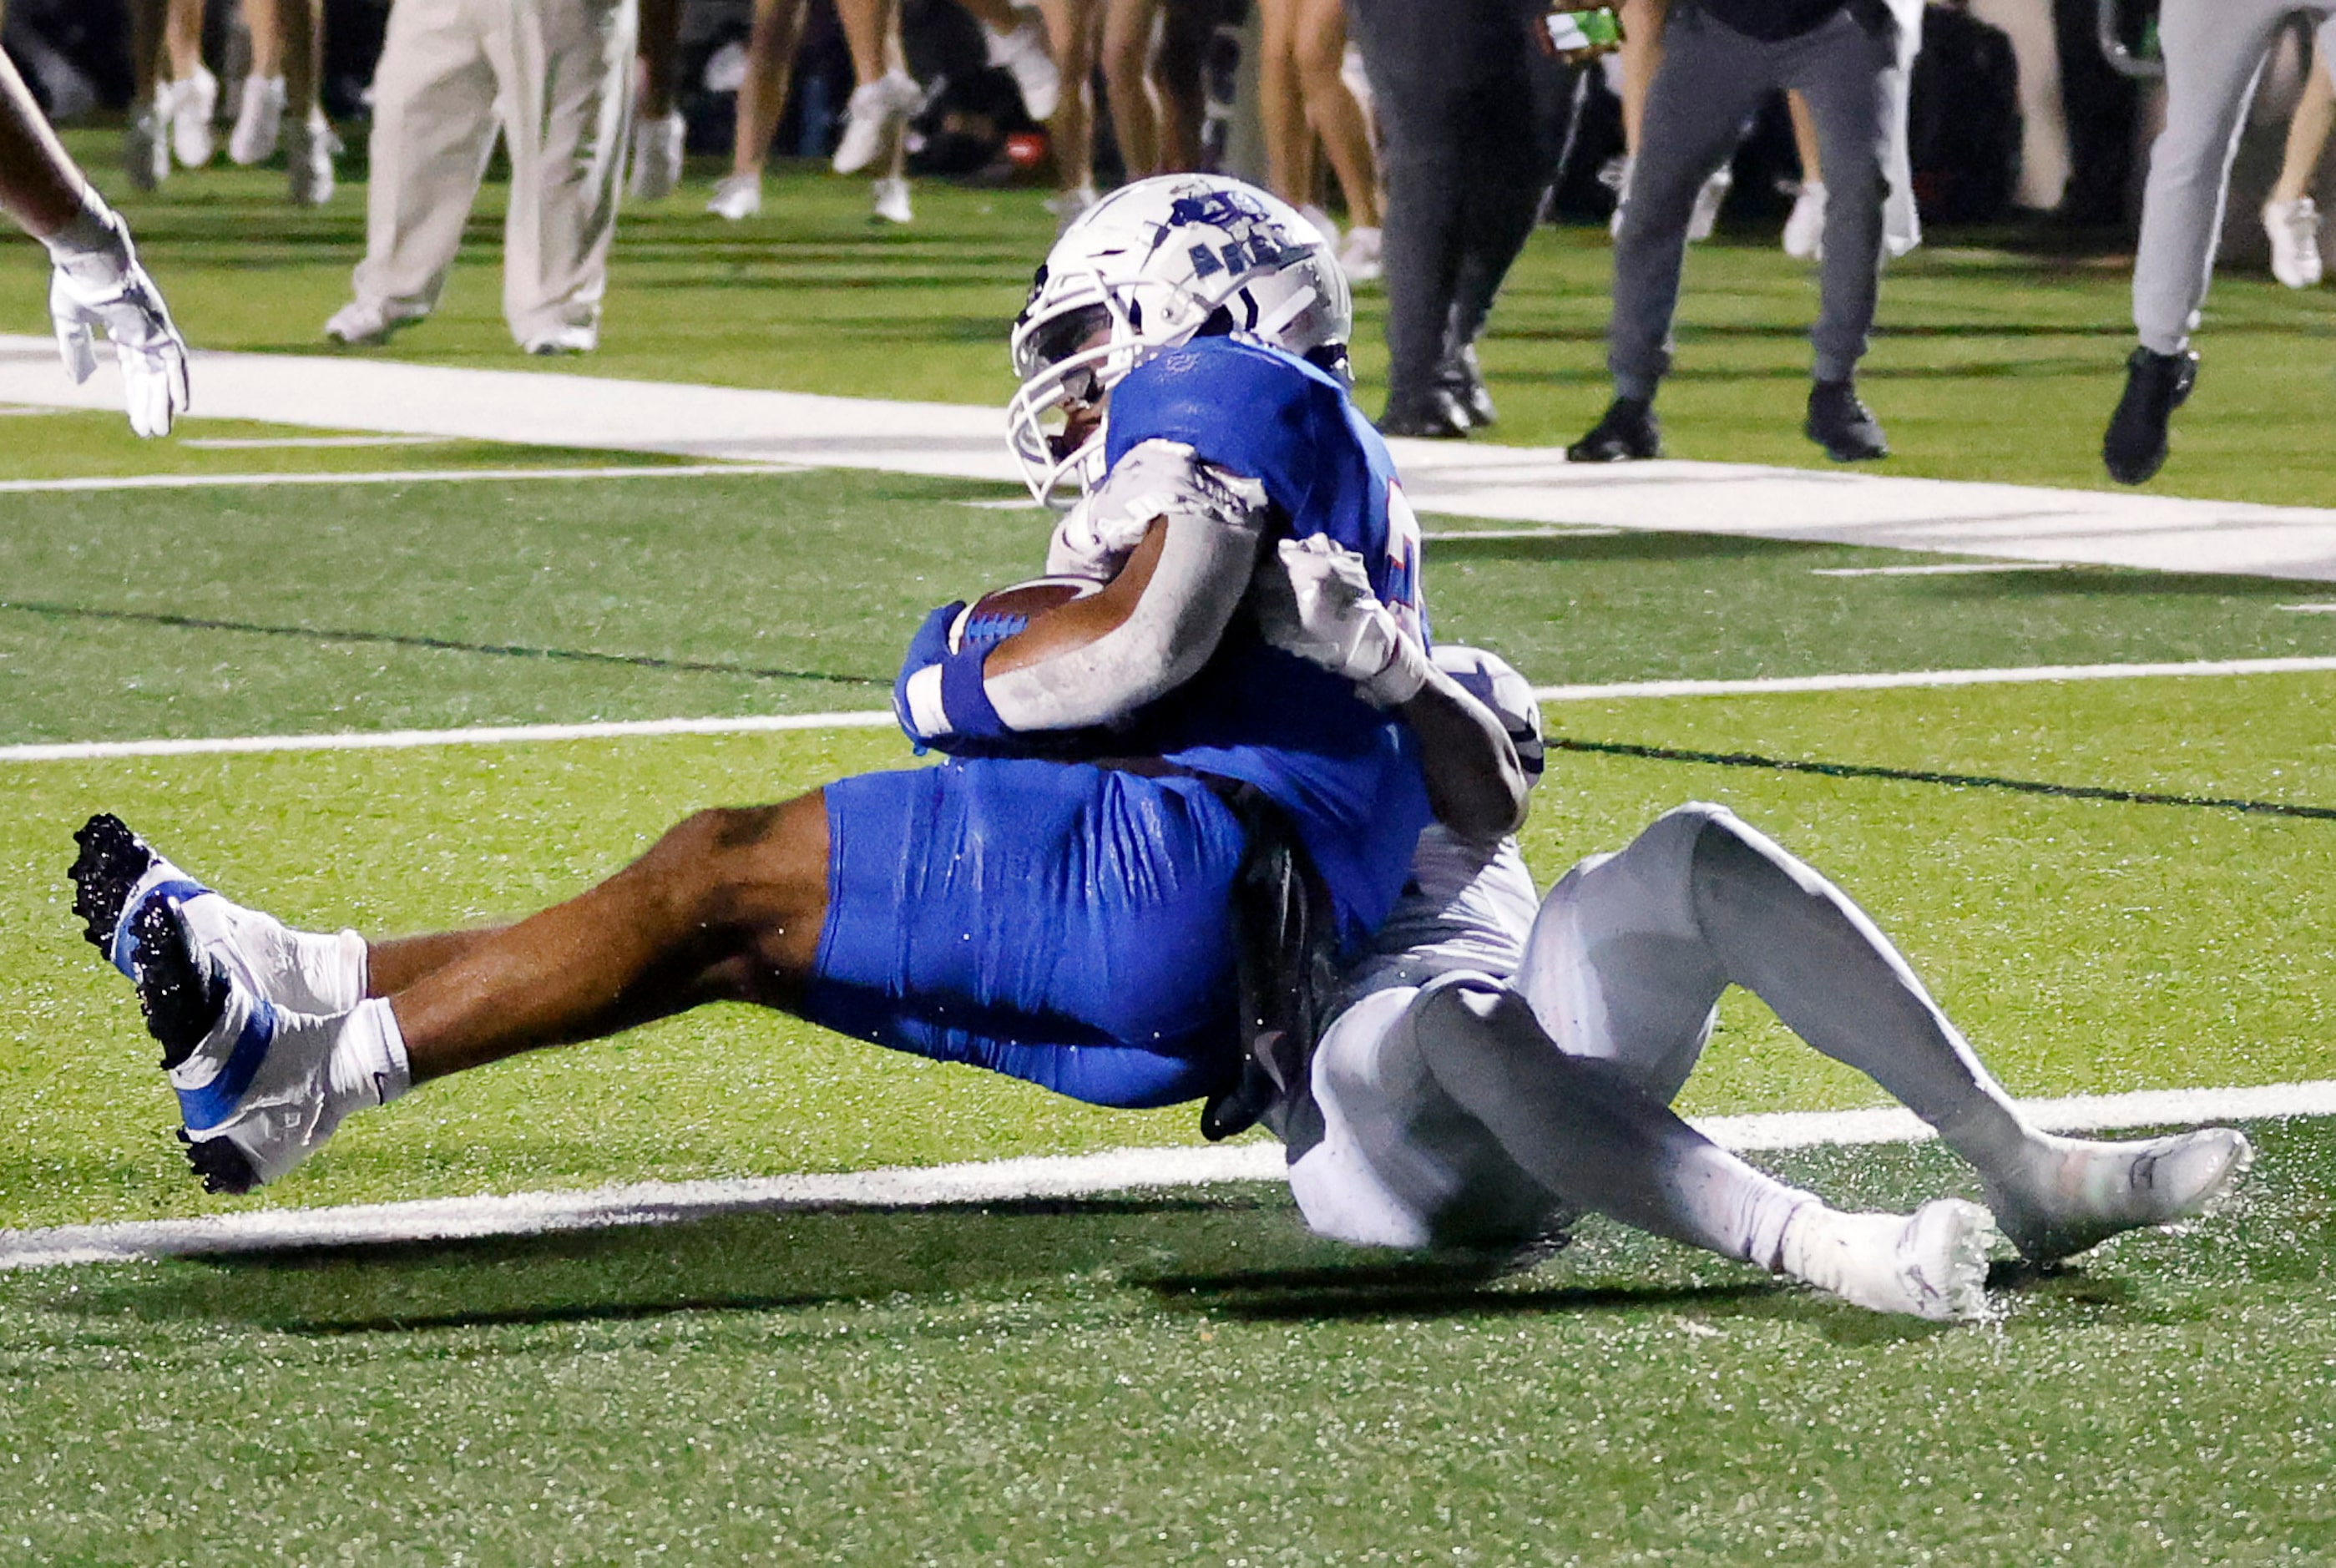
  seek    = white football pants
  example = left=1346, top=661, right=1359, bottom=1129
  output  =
left=352, top=0, right=636, bottom=346
left=2136, top=0, right=2336, bottom=353
left=1288, top=802, right=2044, bottom=1257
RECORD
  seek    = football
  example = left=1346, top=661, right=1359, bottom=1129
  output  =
left=948, top=575, right=1105, bottom=653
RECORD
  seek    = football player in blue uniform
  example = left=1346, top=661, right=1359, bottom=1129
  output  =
left=70, top=175, right=1528, bottom=1195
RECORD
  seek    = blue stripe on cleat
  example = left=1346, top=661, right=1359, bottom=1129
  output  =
left=109, top=878, right=208, bottom=978
left=174, top=999, right=277, bottom=1132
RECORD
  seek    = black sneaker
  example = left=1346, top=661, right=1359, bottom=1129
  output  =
left=1378, top=389, right=1471, bottom=439
left=1437, top=342, right=1496, bottom=428
left=1565, top=397, right=1661, bottom=462
left=2102, top=346, right=2198, bottom=485
left=1805, top=380, right=1889, bottom=461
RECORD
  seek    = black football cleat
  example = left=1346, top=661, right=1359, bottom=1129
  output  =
left=1805, top=380, right=1889, bottom=462
left=69, top=812, right=160, bottom=961
left=2102, top=346, right=2198, bottom=485
left=1377, top=388, right=1471, bottom=440
left=1565, top=397, right=1661, bottom=462
left=1437, top=341, right=1496, bottom=429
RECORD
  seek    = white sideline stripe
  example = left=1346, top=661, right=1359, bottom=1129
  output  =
left=2, top=1080, right=2326, bottom=1272
left=1811, top=562, right=2070, bottom=578
left=179, top=435, right=453, bottom=450
left=0, top=463, right=802, bottom=493
left=1423, top=527, right=1624, bottom=541
left=11, top=654, right=2336, bottom=765
left=2280, top=604, right=2336, bottom=614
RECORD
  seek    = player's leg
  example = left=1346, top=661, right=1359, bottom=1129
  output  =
left=1101, top=0, right=1163, bottom=179
left=336, top=0, right=498, bottom=339
left=1783, top=3, right=1895, bottom=460
left=495, top=0, right=635, bottom=352
left=710, top=0, right=810, bottom=218
left=1440, top=49, right=1569, bottom=429
left=1292, top=975, right=1994, bottom=1318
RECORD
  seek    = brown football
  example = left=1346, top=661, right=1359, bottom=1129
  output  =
left=948, top=576, right=1105, bottom=653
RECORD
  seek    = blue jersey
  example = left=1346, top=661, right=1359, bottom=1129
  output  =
left=1102, top=336, right=1433, bottom=946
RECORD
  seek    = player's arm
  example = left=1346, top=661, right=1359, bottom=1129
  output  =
left=1256, top=535, right=1528, bottom=840
left=897, top=442, right=1267, bottom=745
left=0, top=54, right=190, bottom=438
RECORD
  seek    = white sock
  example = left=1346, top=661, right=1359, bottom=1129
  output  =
left=326, top=997, right=412, bottom=1111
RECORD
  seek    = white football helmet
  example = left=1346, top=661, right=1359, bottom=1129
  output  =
left=1006, top=174, right=1354, bottom=509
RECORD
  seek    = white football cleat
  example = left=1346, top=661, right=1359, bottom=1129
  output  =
left=871, top=175, right=913, bottom=225
left=169, top=66, right=219, bottom=169
left=1782, top=180, right=1825, bottom=260
left=523, top=321, right=599, bottom=355
left=630, top=109, right=686, bottom=201
left=1686, top=164, right=1732, bottom=243
left=2264, top=197, right=2323, bottom=290
left=832, top=69, right=919, bottom=175
left=706, top=171, right=763, bottom=220
left=229, top=74, right=286, bottom=165
left=324, top=296, right=422, bottom=346
left=123, top=104, right=170, bottom=191
left=1779, top=1198, right=1997, bottom=1323
left=287, top=114, right=340, bottom=205
left=984, top=13, right=1060, bottom=122
left=1985, top=1127, right=2254, bottom=1263
left=1337, top=225, right=1383, bottom=285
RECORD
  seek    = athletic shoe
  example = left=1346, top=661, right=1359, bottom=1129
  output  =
left=69, top=812, right=366, bottom=1016
left=1985, top=1127, right=2253, bottom=1264
left=1805, top=379, right=1888, bottom=461
left=128, top=898, right=349, bottom=1194
left=169, top=66, right=218, bottom=169
left=629, top=109, right=686, bottom=201
left=228, top=73, right=286, bottom=166
left=706, top=171, right=763, bottom=220
left=1779, top=1198, right=1997, bottom=1322
left=832, top=69, right=919, bottom=175
left=324, top=297, right=424, bottom=346
left=1600, top=154, right=1631, bottom=239
left=1782, top=180, right=1826, bottom=260
left=1437, top=341, right=1494, bottom=428
left=871, top=175, right=913, bottom=225
left=287, top=115, right=340, bottom=205
left=2102, top=345, right=2198, bottom=485
left=1686, top=164, right=1732, bottom=243
left=1377, top=389, right=1471, bottom=439
left=523, top=321, right=599, bottom=355
left=2264, top=196, right=2323, bottom=289
left=1046, top=183, right=1098, bottom=235
left=1565, top=396, right=1661, bottom=462
left=984, top=13, right=1060, bottom=122
left=124, top=104, right=170, bottom=191
left=1337, top=225, right=1383, bottom=285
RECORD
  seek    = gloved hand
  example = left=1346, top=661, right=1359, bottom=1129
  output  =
left=892, top=600, right=965, bottom=751
left=45, top=195, right=190, bottom=438
left=1252, top=534, right=1431, bottom=706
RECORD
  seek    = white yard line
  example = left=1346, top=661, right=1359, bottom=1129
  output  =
left=8, top=655, right=2333, bottom=765
left=1811, top=562, right=2071, bottom=578
left=179, top=434, right=454, bottom=450
left=0, top=463, right=801, bottom=494
left=3, top=1078, right=2324, bottom=1271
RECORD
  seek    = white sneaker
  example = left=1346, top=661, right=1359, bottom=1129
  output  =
left=1686, top=164, right=1732, bottom=243
left=871, top=175, right=913, bottom=225
left=1782, top=180, right=1825, bottom=261
left=228, top=73, right=286, bottom=165
left=1337, top=225, right=1383, bottom=284
left=1298, top=202, right=1341, bottom=250
left=1046, top=182, right=1097, bottom=235
left=832, top=69, right=920, bottom=175
left=69, top=812, right=367, bottom=1016
left=2264, top=197, right=2323, bottom=289
left=984, top=13, right=1060, bottom=123
left=169, top=65, right=218, bottom=169
left=124, top=104, right=170, bottom=191
left=706, top=171, right=763, bottom=220
left=1600, top=154, right=1631, bottom=240
left=523, top=321, right=599, bottom=355
left=1779, top=1198, right=1997, bottom=1322
left=1985, top=1127, right=2255, bottom=1263
left=324, top=297, right=422, bottom=345
left=287, top=114, right=339, bottom=205
left=630, top=109, right=686, bottom=201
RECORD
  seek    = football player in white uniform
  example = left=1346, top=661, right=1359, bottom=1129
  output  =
left=1256, top=552, right=2252, bottom=1321
left=0, top=50, right=190, bottom=437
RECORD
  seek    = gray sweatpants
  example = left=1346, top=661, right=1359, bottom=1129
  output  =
left=2135, top=0, right=2336, bottom=355
left=1610, top=0, right=1904, bottom=399
left=352, top=0, right=636, bottom=347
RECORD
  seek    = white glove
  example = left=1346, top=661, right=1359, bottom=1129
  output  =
left=1252, top=534, right=1431, bottom=706
left=1044, top=438, right=1245, bottom=579
left=44, top=194, right=190, bottom=438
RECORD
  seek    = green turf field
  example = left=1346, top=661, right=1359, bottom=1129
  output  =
left=3, top=149, right=2335, bottom=1562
